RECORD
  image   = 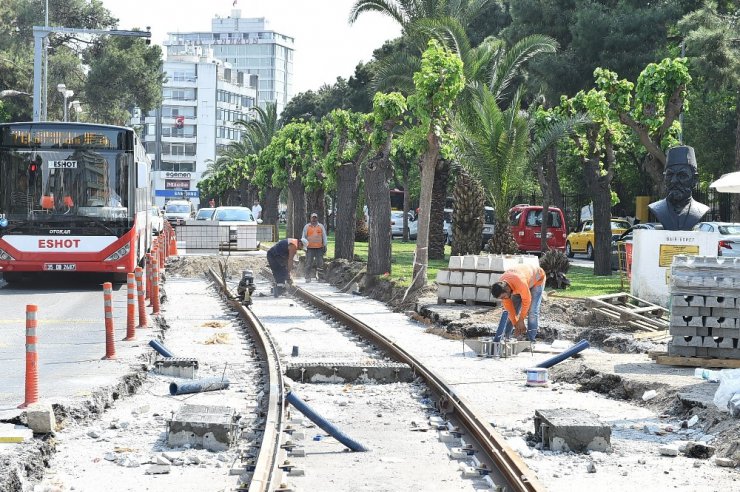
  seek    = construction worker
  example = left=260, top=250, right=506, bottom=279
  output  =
left=490, top=263, right=546, bottom=342
left=301, top=212, right=327, bottom=282
left=266, top=238, right=307, bottom=296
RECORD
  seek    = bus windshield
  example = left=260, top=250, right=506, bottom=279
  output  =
left=0, top=148, right=131, bottom=227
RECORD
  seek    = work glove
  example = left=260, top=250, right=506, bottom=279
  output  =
left=322, top=246, right=327, bottom=255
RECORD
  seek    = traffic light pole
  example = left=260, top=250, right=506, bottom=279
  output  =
left=32, top=26, right=152, bottom=122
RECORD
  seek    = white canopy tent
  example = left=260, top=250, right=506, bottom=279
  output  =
left=710, top=171, right=740, bottom=193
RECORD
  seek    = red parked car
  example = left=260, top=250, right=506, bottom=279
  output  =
left=508, top=204, right=567, bottom=254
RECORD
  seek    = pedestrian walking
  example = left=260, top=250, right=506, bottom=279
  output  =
left=252, top=199, right=262, bottom=221
left=266, top=238, right=306, bottom=296
left=301, top=212, right=327, bottom=282
left=490, top=263, right=546, bottom=342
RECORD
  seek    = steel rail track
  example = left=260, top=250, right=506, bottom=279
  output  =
left=291, top=285, right=545, bottom=492
left=207, top=268, right=285, bottom=492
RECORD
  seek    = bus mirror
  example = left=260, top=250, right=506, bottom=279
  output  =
left=41, top=195, right=54, bottom=209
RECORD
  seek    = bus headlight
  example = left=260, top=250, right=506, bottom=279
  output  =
left=0, top=248, right=15, bottom=261
left=104, top=244, right=130, bottom=262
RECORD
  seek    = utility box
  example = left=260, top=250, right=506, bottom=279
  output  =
left=168, top=404, right=237, bottom=451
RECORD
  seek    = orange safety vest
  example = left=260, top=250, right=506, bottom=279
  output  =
left=306, top=224, right=324, bottom=248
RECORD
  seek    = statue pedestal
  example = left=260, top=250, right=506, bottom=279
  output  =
left=630, top=230, right=719, bottom=307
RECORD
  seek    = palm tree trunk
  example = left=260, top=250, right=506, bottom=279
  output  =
left=429, top=158, right=450, bottom=259
left=451, top=169, right=485, bottom=256
left=335, top=162, right=361, bottom=260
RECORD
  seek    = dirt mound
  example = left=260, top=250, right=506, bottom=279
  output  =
left=166, top=255, right=267, bottom=279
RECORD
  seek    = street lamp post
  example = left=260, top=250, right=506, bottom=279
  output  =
left=57, top=83, right=74, bottom=122
left=69, top=100, right=82, bottom=122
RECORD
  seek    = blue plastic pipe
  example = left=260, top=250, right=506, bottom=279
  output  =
left=149, top=339, right=175, bottom=358
left=169, top=377, right=230, bottom=395
left=285, top=391, right=369, bottom=452
left=536, top=339, right=590, bottom=369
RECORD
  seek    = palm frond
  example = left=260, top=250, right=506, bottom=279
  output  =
left=489, top=34, right=558, bottom=100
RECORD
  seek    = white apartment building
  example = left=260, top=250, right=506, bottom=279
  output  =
left=164, top=10, right=294, bottom=115
left=137, top=48, right=257, bottom=208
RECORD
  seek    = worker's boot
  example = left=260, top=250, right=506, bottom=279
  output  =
left=274, top=283, right=285, bottom=297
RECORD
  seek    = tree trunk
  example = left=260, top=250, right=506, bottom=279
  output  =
left=262, top=186, right=280, bottom=227
left=451, top=169, right=484, bottom=256
left=582, top=133, right=615, bottom=276
left=288, top=181, right=306, bottom=239
left=286, top=191, right=293, bottom=239
left=429, top=158, right=450, bottom=260
left=306, top=188, right=325, bottom=223
left=408, top=132, right=439, bottom=294
left=334, top=162, right=361, bottom=260
left=545, top=146, right=564, bottom=210
left=364, top=152, right=393, bottom=276
left=642, top=153, right=665, bottom=196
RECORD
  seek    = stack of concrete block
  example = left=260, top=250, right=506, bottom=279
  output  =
left=436, top=254, right=539, bottom=305
left=668, top=255, right=740, bottom=359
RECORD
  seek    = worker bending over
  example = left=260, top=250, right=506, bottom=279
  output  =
left=266, top=238, right=307, bottom=296
left=490, top=263, right=546, bottom=342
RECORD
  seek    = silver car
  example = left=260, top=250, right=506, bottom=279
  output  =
left=694, top=222, right=740, bottom=257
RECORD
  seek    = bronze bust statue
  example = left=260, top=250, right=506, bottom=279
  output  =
left=648, top=145, right=708, bottom=231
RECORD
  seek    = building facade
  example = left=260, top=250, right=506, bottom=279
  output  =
left=136, top=49, right=257, bottom=208
left=164, top=9, right=294, bottom=115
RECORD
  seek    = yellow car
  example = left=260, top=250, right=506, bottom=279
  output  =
left=566, top=218, right=631, bottom=259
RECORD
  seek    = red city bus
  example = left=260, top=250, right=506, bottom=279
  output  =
left=0, top=122, right=152, bottom=282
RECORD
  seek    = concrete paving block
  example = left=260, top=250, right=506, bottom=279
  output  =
left=705, top=317, right=736, bottom=329
left=670, top=336, right=692, bottom=347
left=476, top=288, right=492, bottom=303
left=437, top=285, right=451, bottom=299
left=449, top=287, right=463, bottom=300
left=463, top=286, right=477, bottom=301
left=448, top=256, right=463, bottom=269
left=475, top=273, right=491, bottom=287
left=534, top=408, right=611, bottom=453
left=25, top=403, right=56, bottom=434
left=668, top=345, right=696, bottom=357
left=672, top=306, right=711, bottom=317
left=710, top=307, right=739, bottom=318
left=672, top=295, right=705, bottom=307
left=462, top=271, right=477, bottom=285
left=669, top=326, right=699, bottom=337
left=705, top=297, right=736, bottom=309
left=436, top=270, right=451, bottom=285
left=670, top=315, right=688, bottom=327
left=490, top=256, right=504, bottom=271
left=476, top=255, right=492, bottom=271
left=449, top=271, right=464, bottom=285
left=702, top=337, right=719, bottom=348
left=462, top=256, right=477, bottom=270
left=712, top=327, right=740, bottom=339
left=489, top=273, right=501, bottom=283
left=168, top=404, right=236, bottom=452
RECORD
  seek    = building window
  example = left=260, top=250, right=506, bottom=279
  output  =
left=160, top=162, right=195, bottom=172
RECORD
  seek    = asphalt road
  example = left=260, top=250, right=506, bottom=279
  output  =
left=0, top=273, right=148, bottom=420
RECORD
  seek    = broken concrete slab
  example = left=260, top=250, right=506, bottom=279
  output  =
left=154, top=358, right=199, bottom=379
left=167, top=404, right=237, bottom=451
left=534, top=408, right=611, bottom=453
left=25, top=402, right=56, bottom=434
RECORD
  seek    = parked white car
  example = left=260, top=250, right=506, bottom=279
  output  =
left=195, top=208, right=215, bottom=220
left=694, top=222, right=740, bottom=257
left=149, top=206, right=164, bottom=235
left=391, top=210, right=417, bottom=239
left=164, top=199, right=195, bottom=225
left=213, top=206, right=259, bottom=244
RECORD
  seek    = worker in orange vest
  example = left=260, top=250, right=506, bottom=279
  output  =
left=490, top=263, right=546, bottom=342
left=267, top=238, right=306, bottom=296
left=301, top=212, right=327, bottom=282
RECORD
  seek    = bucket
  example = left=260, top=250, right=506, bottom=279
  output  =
left=526, top=368, right=548, bottom=387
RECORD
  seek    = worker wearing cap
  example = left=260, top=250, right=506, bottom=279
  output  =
left=490, top=263, right=546, bottom=342
left=266, top=238, right=306, bottom=295
left=301, top=212, right=327, bottom=282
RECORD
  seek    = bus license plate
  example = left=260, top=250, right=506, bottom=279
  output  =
left=44, top=263, right=76, bottom=271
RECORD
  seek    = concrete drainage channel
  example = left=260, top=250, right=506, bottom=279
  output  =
left=217, top=271, right=544, bottom=492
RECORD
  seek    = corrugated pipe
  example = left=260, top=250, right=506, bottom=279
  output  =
left=149, top=339, right=175, bottom=358
left=536, top=339, right=590, bottom=369
left=169, top=377, right=230, bottom=396
left=285, top=391, right=369, bottom=452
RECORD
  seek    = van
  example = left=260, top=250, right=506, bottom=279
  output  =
left=164, top=199, right=195, bottom=225
left=509, top=204, right=567, bottom=254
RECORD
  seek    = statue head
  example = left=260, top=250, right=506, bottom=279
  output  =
left=663, top=145, right=698, bottom=206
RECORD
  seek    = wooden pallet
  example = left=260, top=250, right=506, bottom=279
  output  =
left=586, top=293, right=669, bottom=332
left=650, top=351, right=740, bottom=369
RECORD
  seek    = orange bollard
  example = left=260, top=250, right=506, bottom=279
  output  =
left=158, top=236, right=165, bottom=269
left=135, top=267, right=148, bottom=329
left=18, top=305, right=39, bottom=409
left=168, top=223, right=178, bottom=256
left=102, top=282, right=116, bottom=359
left=145, top=252, right=153, bottom=303
left=124, top=273, right=136, bottom=341
left=151, top=259, right=161, bottom=315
